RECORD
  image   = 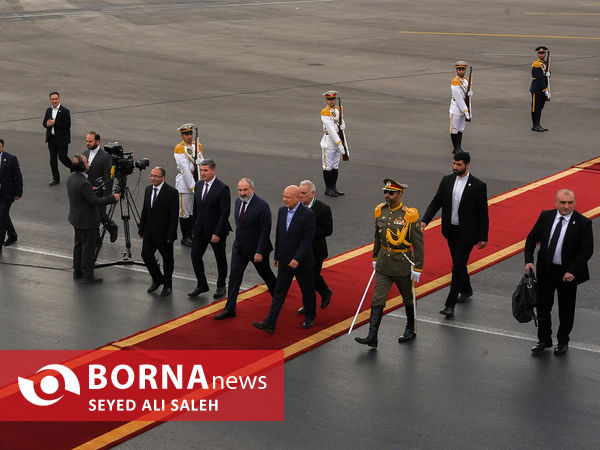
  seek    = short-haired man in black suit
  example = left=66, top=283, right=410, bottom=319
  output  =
left=82, top=131, right=118, bottom=244
left=253, top=185, right=316, bottom=333
left=0, top=139, right=23, bottom=254
left=525, top=189, right=594, bottom=355
left=214, top=178, right=276, bottom=319
left=67, top=154, right=120, bottom=283
left=43, top=91, right=72, bottom=186
left=421, top=151, right=489, bottom=318
left=188, top=160, right=232, bottom=299
left=298, top=179, right=333, bottom=311
left=138, top=167, right=179, bottom=297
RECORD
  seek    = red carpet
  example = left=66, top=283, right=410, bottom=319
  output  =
left=2, top=157, right=600, bottom=449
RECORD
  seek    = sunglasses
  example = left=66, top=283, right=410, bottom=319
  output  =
left=181, top=131, right=193, bottom=135
left=383, top=190, right=397, bottom=195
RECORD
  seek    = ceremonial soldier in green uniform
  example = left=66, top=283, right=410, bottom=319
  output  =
left=355, top=179, right=424, bottom=348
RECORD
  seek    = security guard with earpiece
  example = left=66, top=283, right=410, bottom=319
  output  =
left=355, top=179, right=424, bottom=348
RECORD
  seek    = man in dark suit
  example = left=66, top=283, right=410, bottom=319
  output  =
left=188, top=160, right=232, bottom=299
left=214, top=178, right=276, bottom=319
left=298, top=180, right=333, bottom=311
left=138, top=167, right=179, bottom=297
left=0, top=139, right=23, bottom=254
left=43, top=91, right=71, bottom=186
left=82, top=131, right=118, bottom=243
left=525, top=189, right=593, bottom=355
left=253, top=185, right=316, bottom=333
left=67, top=154, right=119, bottom=283
left=421, top=151, right=489, bottom=318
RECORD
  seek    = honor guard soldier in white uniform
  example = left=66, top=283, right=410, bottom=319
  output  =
left=449, top=61, right=472, bottom=153
left=530, top=46, right=551, bottom=132
left=174, top=123, right=203, bottom=247
left=355, top=179, right=424, bottom=348
left=320, top=90, right=347, bottom=197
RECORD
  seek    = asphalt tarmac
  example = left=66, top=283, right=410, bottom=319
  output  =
left=1, top=0, right=599, bottom=448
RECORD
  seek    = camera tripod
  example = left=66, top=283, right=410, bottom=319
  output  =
left=94, top=175, right=145, bottom=268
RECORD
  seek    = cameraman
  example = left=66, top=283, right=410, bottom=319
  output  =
left=83, top=131, right=118, bottom=243
left=67, top=154, right=120, bottom=283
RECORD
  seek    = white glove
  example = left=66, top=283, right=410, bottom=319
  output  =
left=545, top=91, right=551, bottom=100
left=195, top=157, right=204, bottom=165
left=545, top=72, right=551, bottom=78
left=338, top=143, right=346, bottom=152
left=464, top=110, right=471, bottom=120
left=467, top=90, right=473, bottom=97
left=410, top=269, right=421, bottom=283
left=372, top=260, right=377, bottom=270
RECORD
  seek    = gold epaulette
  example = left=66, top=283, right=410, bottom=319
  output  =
left=402, top=206, right=419, bottom=223
left=374, top=202, right=387, bottom=218
left=532, top=60, right=542, bottom=68
left=174, top=143, right=186, bottom=154
left=451, top=76, right=462, bottom=86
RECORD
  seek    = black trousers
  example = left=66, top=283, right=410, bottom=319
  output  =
left=313, top=258, right=330, bottom=298
left=47, top=136, right=71, bottom=181
left=536, top=265, right=578, bottom=345
left=141, top=238, right=174, bottom=287
left=531, top=92, right=546, bottom=126
left=224, top=250, right=276, bottom=313
left=73, top=228, right=97, bottom=279
left=0, top=199, right=14, bottom=247
left=445, top=225, right=476, bottom=307
left=265, top=266, right=316, bottom=329
left=191, top=235, right=228, bottom=289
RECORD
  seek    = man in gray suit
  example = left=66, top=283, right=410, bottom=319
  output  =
left=82, top=131, right=118, bottom=243
left=67, top=154, right=120, bottom=283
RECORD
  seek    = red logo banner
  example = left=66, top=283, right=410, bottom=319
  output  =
left=0, top=350, right=284, bottom=421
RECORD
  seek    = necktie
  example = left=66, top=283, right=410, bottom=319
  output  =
left=546, top=216, right=564, bottom=264
left=202, top=183, right=209, bottom=201
left=239, top=201, right=247, bottom=221
left=151, top=187, right=158, bottom=207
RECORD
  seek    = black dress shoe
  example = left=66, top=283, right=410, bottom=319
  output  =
left=297, top=305, right=305, bottom=314
left=398, top=328, right=416, bottom=343
left=81, top=277, right=103, bottom=284
left=531, top=125, right=545, bottom=132
left=539, top=126, right=548, bottom=131
left=73, top=271, right=82, bottom=280
left=181, top=236, right=193, bottom=247
left=439, top=306, right=454, bottom=317
left=4, top=236, right=17, bottom=246
left=49, top=179, right=60, bottom=186
left=324, top=188, right=338, bottom=197
left=107, top=223, right=119, bottom=243
left=531, top=340, right=552, bottom=353
left=252, top=320, right=275, bottom=334
left=333, top=187, right=344, bottom=196
left=554, top=344, right=568, bottom=355
left=214, top=310, right=236, bottom=320
left=320, top=288, right=332, bottom=309
left=456, top=291, right=473, bottom=303
left=301, top=319, right=315, bottom=329
left=160, top=286, right=172, bottom=297
left=188, top=286, right=209, bottom=297
left=213, top=286, right=226, bottom=299
left=147, top=280, right=163, bottom=293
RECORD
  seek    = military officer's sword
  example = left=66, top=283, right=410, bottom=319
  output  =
left=348, top=268, right=376, bottom=334
left=403, top=253, right=418, bottom=326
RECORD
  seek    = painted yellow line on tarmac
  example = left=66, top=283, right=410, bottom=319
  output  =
left=398, top=31, right=600, bottom=40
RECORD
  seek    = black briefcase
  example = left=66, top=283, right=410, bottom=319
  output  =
left=512, top=269, right=538, bottom=326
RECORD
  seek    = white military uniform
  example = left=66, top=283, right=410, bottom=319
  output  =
left=449, top=75, right=470, bottom=134
left=320, top=105, right=346, bottom=171
left=173, top=140, right=203, bottom=218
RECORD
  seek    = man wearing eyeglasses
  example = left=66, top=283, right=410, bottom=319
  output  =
left=138, top=167, right=179, bottom=297
left=355, top=179, right=424, bottom=348
left=530, top=46, right=551, bottom=132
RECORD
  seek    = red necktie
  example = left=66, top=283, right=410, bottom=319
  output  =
left=239, top=201, right=247, bottom=221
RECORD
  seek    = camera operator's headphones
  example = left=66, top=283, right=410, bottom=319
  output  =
left=72, top=154, right=86, bottom=172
